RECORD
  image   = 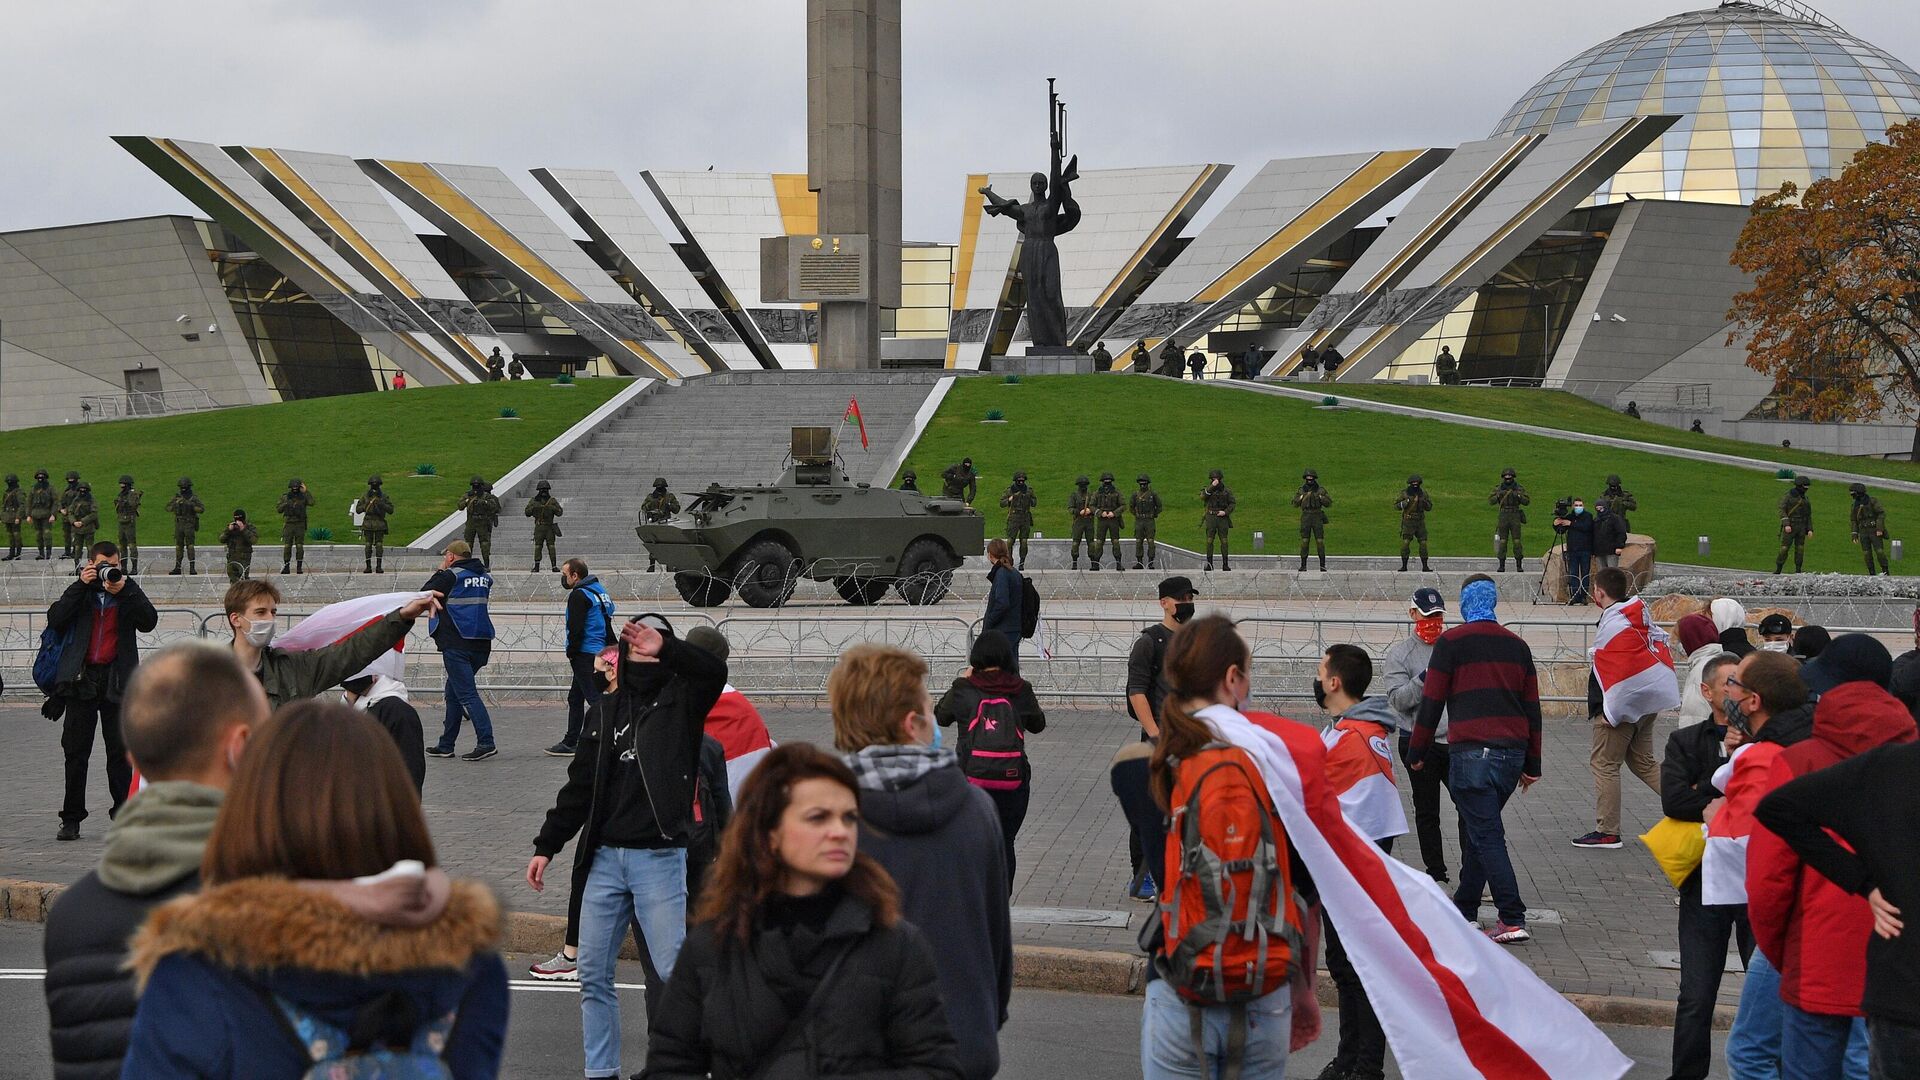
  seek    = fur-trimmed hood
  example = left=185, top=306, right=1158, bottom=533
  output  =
left=129, top=875, right=501, bottom=994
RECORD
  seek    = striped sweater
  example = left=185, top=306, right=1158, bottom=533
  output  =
left=1409, top=620, right=1544, bottom=776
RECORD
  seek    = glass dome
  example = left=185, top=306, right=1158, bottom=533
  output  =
left=1492, top=1, right=1920, bottom=205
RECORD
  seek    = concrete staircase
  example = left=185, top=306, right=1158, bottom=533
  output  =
left=478, top=371, right=949, bottom=564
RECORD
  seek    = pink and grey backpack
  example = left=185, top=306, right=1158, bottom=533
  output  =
left=961, top=695, right=1026, bottom=790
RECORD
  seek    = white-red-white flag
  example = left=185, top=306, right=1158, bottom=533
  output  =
left=1590, top=597, right=1681, bottom=726
left=275, top=591, right=428, bottom=682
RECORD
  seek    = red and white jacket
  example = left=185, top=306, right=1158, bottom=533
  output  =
left=703, top=684, right=773, bottom=800
left=1321, top=697, right=1408, bottom=843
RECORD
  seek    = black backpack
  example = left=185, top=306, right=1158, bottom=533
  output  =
left=1019, top=575, right=1041, bottom=640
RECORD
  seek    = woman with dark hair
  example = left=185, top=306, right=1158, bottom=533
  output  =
left=981, top=538, right=1024, bottom=671
left=643, top=743, right=961, bottom=1079
left=935, top=630, right=1046, bottom=889
left=121, top=701, right=508, bottom=1078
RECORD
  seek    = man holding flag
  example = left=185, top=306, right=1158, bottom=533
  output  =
left=1575, top=566, right=1677, bottom=850
left=223, top=579, right=439, bottom=709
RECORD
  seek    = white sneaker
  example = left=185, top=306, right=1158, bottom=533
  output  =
left=528, top=949, right=579, bottom=981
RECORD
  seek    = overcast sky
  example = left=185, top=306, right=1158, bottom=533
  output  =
left=5, top=0, right=1915, bottom=244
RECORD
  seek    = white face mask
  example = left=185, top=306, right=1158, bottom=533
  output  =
left=242, top=619, right=276, bottom=648
left=1761, top=640, right=1791, bottom=653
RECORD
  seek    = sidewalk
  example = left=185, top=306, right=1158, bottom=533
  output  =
left=0, top=700, right=1723, bottom=1008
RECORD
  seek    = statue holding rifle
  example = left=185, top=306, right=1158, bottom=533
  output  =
left=980, top=78, right=1082, bottom=349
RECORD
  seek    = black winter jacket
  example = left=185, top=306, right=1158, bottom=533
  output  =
left=1595, top=511, right=1628, bottom=555
left=643, top=891, right=962, bottom=1079
left=43, top=869, right=200, bottom=1079
left=46, top=577, right=158, bottom=702
left=1661, top=719, right=1731, bottom=822
left=934, top=670, right=1046, bottom=783
left=1561, top=512, right=1596, bottom=555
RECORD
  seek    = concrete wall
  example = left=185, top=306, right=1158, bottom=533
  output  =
left=0, top=216, right=268, bottom=430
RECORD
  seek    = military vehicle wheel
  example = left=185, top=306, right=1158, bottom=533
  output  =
left=894, top=539, right=955, bottom=605
left=833, top=576, right=889, bottom=605
left=674, top=572, right=731, bottom=607
left=734, top=540, right=801, bottom=608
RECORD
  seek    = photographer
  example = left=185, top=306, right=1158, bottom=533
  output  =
left=47, top=542, right=158, bottom=841
left=219, top=508, right=257, bottom=584
left=1554, top=497, right=1596, bottom=605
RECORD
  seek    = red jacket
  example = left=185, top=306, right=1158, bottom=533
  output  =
left=1748, top=681, right=1918, bottom=1014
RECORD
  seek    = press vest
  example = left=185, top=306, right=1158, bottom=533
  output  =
left=430, top=561, right=496, bottom=641
left=576, top=578, right=614, bottom=654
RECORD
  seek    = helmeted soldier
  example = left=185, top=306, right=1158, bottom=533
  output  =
left=899, top=469, right=919, bottom=493
left=57, top=470, right=82, bottom=558
left=1851, top=482, right=1890, bottom=576
left=114, top=475, right=142, bottom=574
left=1293, top=468, right=1333, bottom=572
left=1202, top=468, right=1236, bottom=572
left=1776, top=475, right=1813, bottom=575
left=1397, top=473, right=1434, bottom=572
left=1600, top=473, right=1637, bottom=531
left=526, top=479, right=564, bottom=572
left=165, top=476, right=204, bottom=575
left=1489, top=467, right=1531, bottom=572
left=1, top=474, right=23, bottom=561
left=277, top=477, right=314, bottom=574
left=358, top=475, right=394, bottom=574
left=638, top=477, right=680, bottom=572
left=1091, top=472, right=1125, bottom=571
left=941, top=457, right=978, bottom=503
left=1000, top=471, right=1037, bottom=569
left=1067, top=475, right=1095, bottom=570
left=27, top=469, right=56, bottom=560
left=1130, top=473, right=1163, bottom=570
left=67, top=482, right=99, bottom=566
left=220, top=508, right=258, bottom=584
left=459, top=475, right=499, bottom=566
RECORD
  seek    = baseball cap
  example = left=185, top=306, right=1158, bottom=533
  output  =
left=685, top=625, right=730, bottom=660
left=1758, top=612, right=1794, bottom=636
left=1411, top=587, right=1445, bottom=616
left=1158, top=576, right=1198, bottom=600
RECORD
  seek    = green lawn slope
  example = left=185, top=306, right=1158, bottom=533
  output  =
left=897, top=375, right=1914, bottom=574
left=0, top=378, right=631, bottom=542
left=1325, top=383, right=1920, bottom=484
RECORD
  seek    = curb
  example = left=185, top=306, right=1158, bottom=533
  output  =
left=1, top=879, right=1730, bottom=1028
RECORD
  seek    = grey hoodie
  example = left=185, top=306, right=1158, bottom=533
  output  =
left=1338, top=694, right=1405, bottom=735
left=1381, top=634, right=1447, bottom=740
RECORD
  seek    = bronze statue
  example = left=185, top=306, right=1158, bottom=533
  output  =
left=979, top=79, right=1081, bottom=349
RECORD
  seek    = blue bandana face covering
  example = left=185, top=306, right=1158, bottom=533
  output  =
left=1461, top=579, right=1499, bottom=624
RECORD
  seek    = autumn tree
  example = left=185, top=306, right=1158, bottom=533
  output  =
left=1729, top=118, right=1920, bottom=458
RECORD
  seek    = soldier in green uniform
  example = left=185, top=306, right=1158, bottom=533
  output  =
left=1067, top=475, right=1095, bottom=570
left=67, top=482, right=99, bottom=567
left=899, top=470, right=919, bottom=493
left=1091, top=472, right=1125, bottom=571
left=1130, top=473, right=1162, bottom=570
left=1776, top=475, right=1813, bottom=574
left=1600, top=474, right=1637, bottom=531
left=639, top=477, right=680, bottom=572
left=1489, top=467, right=1531, bottom=572
left=2, top=474, right=22, bottom=560
left=166, top=477, right=204, bottom=575
left=57, top=471, right=82, bottom=558
left=28, top=470, right=56, bottom=560
left=998, top=471, right=1036, bottom=569
left=941, top=457, right=979, bottom=504
left=358, top=475, right=394, bottom=574
left=526, top=479, right=563, bottom=572
left=1293, top=468, right=1333, bottom=571
left=114, top=475, right=142, bottom=574
left=219, top=508, right=258, bottom=583
left=1202, top=468, right=1236, bottom=572
left=481, top=481, right=502, bottom=559
left=1850, top=482, right=1889, bottom=576
left=1397, top=473, right=1434, bottom=572
left=277, top=477, right=314, bottom=574
left=459, top=475, right=500, bottom=566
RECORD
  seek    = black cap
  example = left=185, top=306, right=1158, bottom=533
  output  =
left=1158, top=576, right=1197, bottom=600
left=1758, top=612, right=1794, bottom=636
left=1411, top=587, right=1445, bottom=616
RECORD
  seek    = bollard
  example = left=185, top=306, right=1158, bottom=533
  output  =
left=1895, top=539, right=1903, bottom=562
left=1032, top=531, right=1044, bottom=540
left=1698, top=536, right=1710, bottom=558
left=1252, top=531, right=1264, bottom=552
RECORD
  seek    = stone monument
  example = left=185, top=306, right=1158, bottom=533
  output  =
left=979, top=80, right=1084, bottom=370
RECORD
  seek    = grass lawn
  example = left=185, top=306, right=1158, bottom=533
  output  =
left=898, top=375, right=1914, bottom=574
left=0, top=378, right=631, bottom=542
left=1324, top=383, right=1920, bottom=484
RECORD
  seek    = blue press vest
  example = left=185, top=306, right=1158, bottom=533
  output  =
left=577, top=578, right=614, bottom=654
left=430, top=563, right=495, bottom=641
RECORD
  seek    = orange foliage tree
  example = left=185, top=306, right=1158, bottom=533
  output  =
left=1729, top=118, right=1920, bottom=458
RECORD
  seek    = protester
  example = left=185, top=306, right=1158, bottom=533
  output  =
left=1757, top=739, right=1920, bottom=1079
left=341, top=670, right=426, bottom=793
left=982, top=538, right=1024, bottom=671
left=642, top=744, right=963, bottom=1079
left=1576, top=567, right=1675, bottom=849
left=684, top=625, right=774, bottom=799
left=1409, top=574, right=1542, bottom=943
left=830, top=644, right=1010, bottom=1080
left=1660, top=652, right=1752, bottom=1080
left=1758, top=612, right=1796, bottom=653
left=423, top=540, right=499, bottom=761
left=1107, top=739, right=1164, bottom=908
left=120, top=701, right=509, bottom=1076
left=47, top=541, right=158, bottom=841
left=1711, top=598, right=1754, bottom=659
left=1748, top=636, right=1913, bottom=1079
left=935, top=629, right=1046, bottom=889
left=224, top=579, right=436, bottom=708
left=1792, top=624, right=1831, bottom=662
left=1123, top=575, right=1193, bottom=899
left=528, top=616, right=726, bottom=1079
left=555, top=558, right=616, bottom=756
left=1675, top=612, right=1726, bottom=728
left=43, top=643, right=267, bottom=1080
left=1382, top=586, right=1451, bottom=883
left=527, top=645, right=620, bottom=984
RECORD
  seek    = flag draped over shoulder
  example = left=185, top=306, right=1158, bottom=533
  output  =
left=1590, top=597, right=1681, bottom=726
left=275, top=591, right=427, bottom=682
left=1198, top=704, right=1634, bottom=1080
left=1321, top=719, right=1407, bottom=843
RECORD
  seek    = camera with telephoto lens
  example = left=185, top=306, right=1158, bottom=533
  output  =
left=97, top=565, right=127, bottom=587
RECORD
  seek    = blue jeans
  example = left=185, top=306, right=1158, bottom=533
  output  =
left=1780, top=1004, right=1870, bottom=1080
left=578, top=845, right=687, bottom=1078
left=1141, top=978, right=1290, bottom=1079
left=1729, top=949, right=1785, bottom=1079
left=1449, top=745, right=1527, bottom=927
left=435, top=646, right=493, bottom=750
left=1566, top=550, right=1592, bottom=603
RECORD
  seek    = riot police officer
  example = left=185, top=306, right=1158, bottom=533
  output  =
left=358, top=475, right=394, bottom=574
left=1130, top=473, right=1162, bottom=570
left=1067, top=475, right=1094, bottom=570
left=220, top=508, right=258, bottom=583
left=526, top=480, right=563, bottom=572
left=1851, top=482, right=1889, bottom=576
left=57, top=471, right=82, bottom=558
left=1489, top=467, right=1531, bottom=572
left=1600, top=473, right=1637, bottom=531
left=114, top=475, right=142, bottom=575
left=1776, top=475, right=1813, bottom=574
left=28, top=470, right=55, bottom=560
left=67, top=482, right=99, bottom=567
left=1091, top=472, right=1125, bottom=571
left=1397, top=473, right=1433, bottom=572
left=941, top=457, right=978, bottom=503
left=1, top=474, right=23, bottom=561
left=639, top=477, right=680, bottom=572
left=1202, top=469, right=1236, bottom=572
left=278, top=477, right=313, bottom=574
left=165, top=477, right=204, bottom=575
left=899, top=469, right=919, bottom=493
left=1293, top=469, right=1332, bottom=571
left=459, top=476, right=498, bottom=566
left=1000, top=471, right=1036, bottom=569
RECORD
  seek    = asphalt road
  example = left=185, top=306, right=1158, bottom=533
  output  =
left=0, top=921, right=1726, bottom=1079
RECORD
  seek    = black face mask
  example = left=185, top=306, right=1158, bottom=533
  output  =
left=1312, top=678, right=1329, bottom=710
left=1173, top=602, right=1195, bottom=623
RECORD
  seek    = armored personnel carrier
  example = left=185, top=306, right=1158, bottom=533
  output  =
left=637, top=427, right=984, bottom=608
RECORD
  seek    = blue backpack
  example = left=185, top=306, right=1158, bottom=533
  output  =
left=267, top=990, right=458, bottom=1079
left=33, top=622, right=74, bottom=697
